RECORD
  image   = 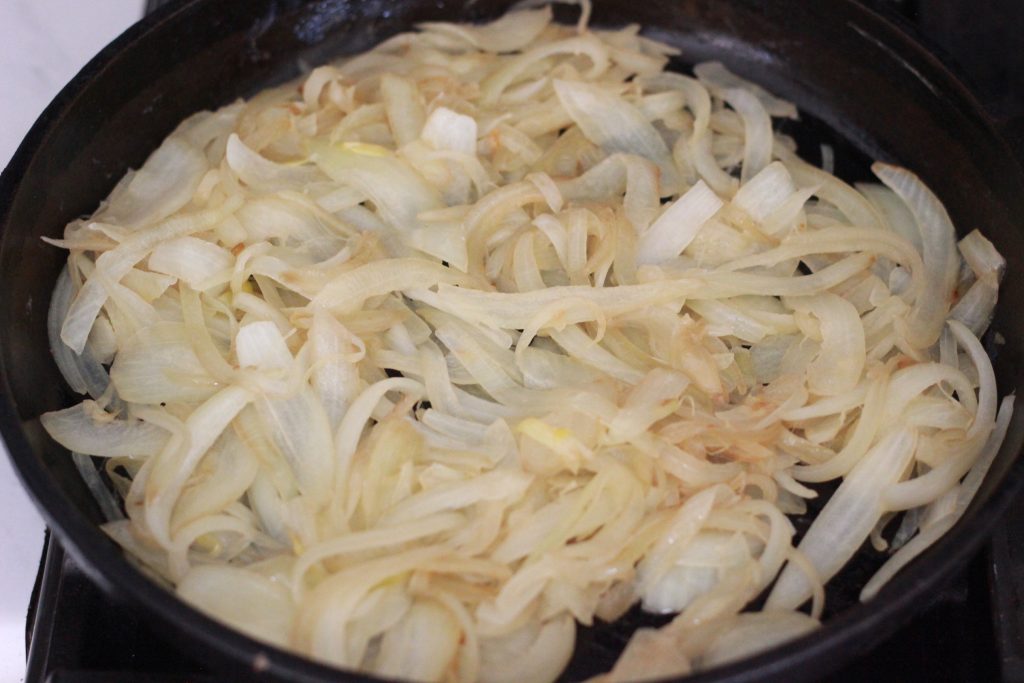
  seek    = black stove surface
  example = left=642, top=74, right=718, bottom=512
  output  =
left=23, top=0, right=1024, bottom=681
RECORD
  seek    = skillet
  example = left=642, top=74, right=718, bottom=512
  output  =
left=3, top=0, right=1024, bottom=680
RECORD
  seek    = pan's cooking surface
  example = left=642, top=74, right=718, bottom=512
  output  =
left=7, top=0, right=1024, bottom=681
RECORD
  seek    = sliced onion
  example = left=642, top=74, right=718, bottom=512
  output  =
left=693, top=61, right=798, bottom=118
left=98, top=136, right=207, bottom=229
left=37, top=8, right=1013, bottom=682
left=373, top=600, right=462, bottom=681
left=766, top=428, right=917, bottom=610
left=553, top=79, right=680, bottom=195
left=419, top=7, right=552, bottom=53
left=41, top=401, right=170, bottom=458
left=478, top=615, right=575, bottom=683
left=422, top=107, right=478, bottom=156
left=148, top=236, right=233, bottom=287
left=723, top=87, right=773, bottom=183
left=381, top=74, right=427, bottom=147
left=603, top=628, right=691, bottom=682
left=873, top=163, right=959, bottom=348
left=310, top=142, right=442, bottom=236
left=698, top=611, right=819, bottom=669
left=110, top=322, right=219, bottom=405
left=784, top=293, right=865, bottom=396
left=635, top=181, right=723, bottom=265
left=226, top=134, right=320, bottom=192
left=177, top=565, right=295, bottom=647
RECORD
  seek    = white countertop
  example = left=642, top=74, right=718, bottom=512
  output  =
left=0, top=1, right=142, bottom=680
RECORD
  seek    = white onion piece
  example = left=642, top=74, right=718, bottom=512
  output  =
left=48, top=267, right=96, bottom=396
left=292, top=513, right=464, bottom=593
left=635, top=181, right=723, bottom=264
left=40, top=401, right=169, bottom=458
left=235, top=195, right=340, bottom=244
left=731, top=161, right=797, bottom=222
left=861, top=394, right=1014, bottom=601
left=953, top=394, right=1016, bottom=519
left=314, top=258, right=471, bottom=314
left=607, top=368, right=689, bottom=441
left=61, top=202, right=237, bottom=353
left=553, top=79, right=680, bottom=195
left=950, top=277, right=999, bottom=337
left=421, top=107, right=478, bottom=156
left=958, top=229, right=1005, bottom=280
left=882, top=320, right=997, bottom=511
left=226, top=134, right=320, bottom=192
left=723, top=87, right=773, bottom=183
left=144, top=385, right=253, bottom=548
left=170, top=432, right=258, bottom=531
left=642, top=71, right=737, bottom=196
left=409, top=280, right=694, bottom=330
left=478, top=615, right=575, bottom=683
left=148, top=236, right=233, bottom=287
left=310, top=143, right=442, bottom=235
left=381, top=74, right=426, bottom=147
left=636, top=486, right=720, bottom=602
left=235, top=320, right=293, bottom=370
left=693, top=61, right=798, bottom=118
left=776, top=147, right=882, bottom=229
left=638, top=531, right=752, bottom=614
left=602, top=628, right=691, bottom=682
left=767, top=428, right=917, bottom=609
left=480, top=35, right=610, bottom=105
left=374, top=600, right=462, bottom=682
left=785, top=293, right=865, bottom=396
left=874, top=163, right=959, bottom=348
left=698, top=611, right=819, bottom=669
left=256, top=388, right=336, bottom=506
left=419, top=6, right=552, bottom=53
left=120, top=268, right=175, bottom=303
left=177, top=565, right=295, bottom=648
left=98, top=136, right=207, bottom=229
left=110, top=322, right=219, bottom=405
left=310, top=309, right=363, bottom=431
left=379, top=469, right=532, bottom=526
left=858, top=183, right=922, bottom=252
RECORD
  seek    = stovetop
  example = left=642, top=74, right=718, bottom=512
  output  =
left=23, top=0, right=1024, bottom=681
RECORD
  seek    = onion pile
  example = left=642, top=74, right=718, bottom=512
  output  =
left=42, top=2, right=1012, bottom=681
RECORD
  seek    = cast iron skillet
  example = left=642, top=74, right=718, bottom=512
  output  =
left=2, top=0, right=1023, bottom=680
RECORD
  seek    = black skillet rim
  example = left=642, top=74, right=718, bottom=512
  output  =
left=1, top=0, right=1023, bottom=681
